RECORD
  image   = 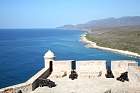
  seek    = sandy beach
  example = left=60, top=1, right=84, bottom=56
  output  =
left=80, top=33, right=140, bottom=58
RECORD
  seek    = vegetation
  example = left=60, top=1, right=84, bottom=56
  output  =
left=86, top=26, right=140, bottom=54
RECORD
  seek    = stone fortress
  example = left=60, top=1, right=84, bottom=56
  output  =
left=0, top=50, right=140, bottom=93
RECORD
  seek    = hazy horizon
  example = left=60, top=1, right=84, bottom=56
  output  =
left=0, top=0, right=140, bottom=28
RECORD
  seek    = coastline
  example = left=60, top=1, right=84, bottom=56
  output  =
left=80, top=33, right=140, bottom=58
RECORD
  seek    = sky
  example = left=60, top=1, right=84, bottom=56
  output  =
left=0, top=0, right=140, bottom=28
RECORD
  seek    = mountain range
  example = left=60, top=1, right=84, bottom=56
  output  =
left=59, top=16, right=140, bottom=30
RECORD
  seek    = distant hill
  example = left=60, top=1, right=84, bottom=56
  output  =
left=59, top=16, right=140, bottom=30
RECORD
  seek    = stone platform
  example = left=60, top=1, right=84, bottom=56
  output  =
left=32, top=76, right=140, bottom=93
left=31, top=60, right=140, bottom=93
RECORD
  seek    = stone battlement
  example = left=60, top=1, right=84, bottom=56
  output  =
left=49, top=60, right=139, bottom=80
left=0, top=60, right=139, bottom=93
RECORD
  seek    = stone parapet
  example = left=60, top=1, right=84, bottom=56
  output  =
left=0, top=60, right=139, bottom=93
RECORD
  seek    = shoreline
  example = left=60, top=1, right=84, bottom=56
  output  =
left=80, top=33, right=140, bottom=58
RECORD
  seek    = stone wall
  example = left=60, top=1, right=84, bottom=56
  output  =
left=77, top=60, right=106, bottom=78
left=49, top=60, right=72, bottom=78
left=128, top=65, right=140, bottom=83
left=0, top=68, right=50, bottom=93
left=0, top=82, right=32, bottom=93
left=0, top=60, right=139, bottom=93
left=111, top=60, right=137, bottom=77
left=48, top=60, right=139, bottom=80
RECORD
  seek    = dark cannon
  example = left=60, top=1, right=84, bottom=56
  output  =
left=69, top=70, right=78, bottom=80
left=38, top=78, right=56, bottom=88
left=116, top=72, right=129, bottom=82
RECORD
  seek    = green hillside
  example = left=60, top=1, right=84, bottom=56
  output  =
left=86, top=26, right=140, bottom=54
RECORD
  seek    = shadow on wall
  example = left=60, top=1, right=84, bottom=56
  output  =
left=32, top=61, right=53, bottom=91
left=105, top=60, right=114, bottom=78
left=137, top=59, right=140, bottom=66
left=106, top=60, right=111, bottom=70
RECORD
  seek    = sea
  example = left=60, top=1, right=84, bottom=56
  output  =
left=0, top=29, right=139, bottom=88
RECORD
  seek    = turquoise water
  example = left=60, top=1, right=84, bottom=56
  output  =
left=0, top=29, right=139, bottom=88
